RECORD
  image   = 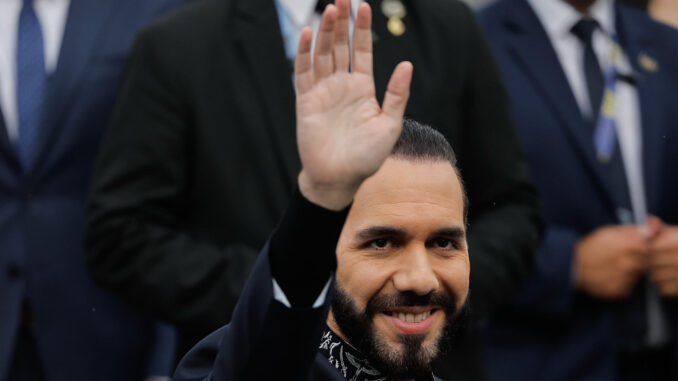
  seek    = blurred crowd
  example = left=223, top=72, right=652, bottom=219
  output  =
left=1, top=0, right=677, bottom=380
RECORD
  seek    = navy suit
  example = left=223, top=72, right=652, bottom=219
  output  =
left=477, top=1, right=678, bottom=380
left=0, top=0, right=186, bottom=379
left=173, top=245, right=447, bottom=381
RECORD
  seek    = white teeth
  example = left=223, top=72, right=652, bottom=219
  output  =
left=394, top=311, right=431, bottom=323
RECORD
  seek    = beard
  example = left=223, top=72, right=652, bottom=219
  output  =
left=330, top=280, right=470, bottom=380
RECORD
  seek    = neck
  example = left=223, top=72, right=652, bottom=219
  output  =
left=649, top=0, right=678, bottom=29
left=564, top=0, right=597, bottom=14
left=327, top=311, right=350, bottom=343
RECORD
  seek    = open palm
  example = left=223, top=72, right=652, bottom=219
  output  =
left=296, top=0, right=413, bottom=210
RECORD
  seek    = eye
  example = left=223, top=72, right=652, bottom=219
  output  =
left=429, top=238, right=459, bottom=250
left=370, top=238, right=392, bottom=249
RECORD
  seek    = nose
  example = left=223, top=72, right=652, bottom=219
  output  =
left=392, top=245, right=439, bottom=296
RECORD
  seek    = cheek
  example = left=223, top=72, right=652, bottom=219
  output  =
left=336, top=255, right=390, bottom=309
left=436, top=258, right=470, bottom=300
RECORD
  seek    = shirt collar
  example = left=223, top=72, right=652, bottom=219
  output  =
left=527, top=0, right=616, bottom=39
left=277, top=0, right=362, bottom=29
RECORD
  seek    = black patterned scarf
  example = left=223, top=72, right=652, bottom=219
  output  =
left=318, top=327, right=437, bottom=381
left=318, top=328, right=387, bottom=381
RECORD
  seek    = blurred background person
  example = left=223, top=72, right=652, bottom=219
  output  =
left=477, top=0, right=678, bottom=380
left=0, top=0, right=187, bottom=380
left=83, top=0, right=543, bottom=380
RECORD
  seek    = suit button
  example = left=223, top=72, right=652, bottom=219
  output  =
left=7, top=264, right=20, bottom=280
left=23, top=192, right=33, bottom=202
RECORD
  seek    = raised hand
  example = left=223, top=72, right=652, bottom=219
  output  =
left=295, top=0, right=413, bottom=210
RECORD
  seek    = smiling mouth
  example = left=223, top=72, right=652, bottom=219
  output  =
left=386, top=310, right=435, bottom=323
left=381, top=308, right=439, bottom=335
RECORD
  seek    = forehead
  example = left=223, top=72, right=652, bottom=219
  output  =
left=343, top=158, right=464, bottom=233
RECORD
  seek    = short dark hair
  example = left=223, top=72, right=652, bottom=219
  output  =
left=391, top=119, right=468, bottom=222
left=392, top=119, right=458, bottom=165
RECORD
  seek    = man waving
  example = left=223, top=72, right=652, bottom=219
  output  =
left=173, top=2, right=469, bottom=380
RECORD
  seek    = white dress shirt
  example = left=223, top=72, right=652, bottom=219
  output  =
left=528, top=0, right=668, bottom=347
left=0, top=0, right=70, bottom=142
left=275, top=0, right=362, bottom=60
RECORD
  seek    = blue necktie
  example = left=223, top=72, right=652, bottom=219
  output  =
left=16, top=0, right=46, bottom=169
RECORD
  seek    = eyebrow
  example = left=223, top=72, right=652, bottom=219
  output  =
left=432, top=227, right=466, bottom=240
left=354, top=226, right=466, bottom=241
left=355, top=226, right=407, bottom=241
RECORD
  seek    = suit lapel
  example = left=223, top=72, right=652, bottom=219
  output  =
left=0, top=107, right=21, bottom=173
left=29, top=0, right=115, bottom=174
left=232, top=0, right=299, bottom=186
left=616, top=5, right=664, bottom=212
left=502, top=0, right=616, bottom=208
left=368, top=0, right=418, bottom=102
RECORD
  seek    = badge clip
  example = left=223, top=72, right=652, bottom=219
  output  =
left=638, top=53, right=658, bottom=73
left=382, top=0, right=406, bottom=37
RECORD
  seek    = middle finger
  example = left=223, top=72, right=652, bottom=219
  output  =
left=314, top=5, right=338, bottom=83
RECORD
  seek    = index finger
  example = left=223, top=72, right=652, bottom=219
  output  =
left=295, top=27, right=314, bottom=94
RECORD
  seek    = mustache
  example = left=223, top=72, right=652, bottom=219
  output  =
left=365, top=290, right=457, bottom=316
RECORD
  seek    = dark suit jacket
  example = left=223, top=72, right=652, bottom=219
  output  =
left=477, top=1, right=678, bottom=380
left=84, top=0, right=542, bottom=378
left=172, top=244, right=448, bottom=381
left=0, top=0, right=186, bottom=379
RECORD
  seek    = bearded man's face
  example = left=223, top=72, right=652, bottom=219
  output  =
left=328, top=158, right=470, bottom=380
left=331, top=280, right=469, bottom=380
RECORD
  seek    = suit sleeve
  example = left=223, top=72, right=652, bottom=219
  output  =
left=84, top=30, right=258, bottom=335
left=173, top=189, right=347, bottom=381
left=457, top=5, right=544, bottom=320
left=145, top=323, right=178, bottom=377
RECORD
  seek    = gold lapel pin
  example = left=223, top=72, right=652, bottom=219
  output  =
left=382, top=0, right=406, bottom=37
left=638, top=53, right=659, bottom=73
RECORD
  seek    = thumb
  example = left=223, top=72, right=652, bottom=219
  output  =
left=381, top=61, right=413, bottom=121
left=644, top=215, right=664, bottom=239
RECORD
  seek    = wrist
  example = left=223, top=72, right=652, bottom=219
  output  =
left=298, top=170, right=358, bottom=211
left=572, top=238, right=587, bottom=289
